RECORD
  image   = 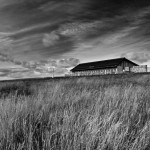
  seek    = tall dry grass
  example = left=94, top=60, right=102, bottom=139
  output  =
left=0, top=74, right=150, bottom=150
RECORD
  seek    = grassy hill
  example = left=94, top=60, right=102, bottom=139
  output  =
left=0, top=74, right=150, bottom=150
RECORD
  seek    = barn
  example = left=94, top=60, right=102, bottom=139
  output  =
left=70, top=57, right=139, bottom=76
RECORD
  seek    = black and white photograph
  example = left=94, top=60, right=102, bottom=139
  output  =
left=0, top=0, right=150, bottom=149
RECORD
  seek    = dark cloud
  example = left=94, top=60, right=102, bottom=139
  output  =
left=2, top=0, right=150, bottom=55
left=1, top=0, right=150, bottom=79
left=1, top=0, right=150, bottom=33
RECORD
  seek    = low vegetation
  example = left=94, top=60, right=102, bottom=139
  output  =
left=0, top=74, right=150, bottom=150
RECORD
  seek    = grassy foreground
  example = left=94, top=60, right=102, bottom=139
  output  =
left=0, top=74, right=150, bottom=150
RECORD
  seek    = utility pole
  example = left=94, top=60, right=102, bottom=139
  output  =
left=146, top=65, right=148, bottom=72
left=52, top=67, right=55, bottom=78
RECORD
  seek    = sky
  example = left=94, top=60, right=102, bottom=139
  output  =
left=0, top=0, right=150, bottom=80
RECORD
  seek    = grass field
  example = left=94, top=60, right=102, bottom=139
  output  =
left=0, top=74, right=150, bottom=150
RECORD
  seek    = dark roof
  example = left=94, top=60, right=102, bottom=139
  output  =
left=71, top=57, right=138, bottom=72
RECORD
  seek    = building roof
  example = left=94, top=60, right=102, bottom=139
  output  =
left=71, top=57, right=138, bottom=72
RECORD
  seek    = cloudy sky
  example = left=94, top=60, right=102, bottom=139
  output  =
left=0, top=0, right=150, bottom=80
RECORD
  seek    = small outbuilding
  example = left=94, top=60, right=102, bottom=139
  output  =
left=70, top=57, right=139, bottom=76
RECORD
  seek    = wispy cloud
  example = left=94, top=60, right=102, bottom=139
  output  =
left=43, top=31, right=60, bottom=47
left=59, top=21, right=101, bottom=37
left=0, top=0, right=150, bottom=79
left=122, top=52, right=150, bottom=63
left=0, top=34, right=13, bottom=51
left=0, top=56, right=80, bottom=79
left=43, top=58, right=80, bottom=69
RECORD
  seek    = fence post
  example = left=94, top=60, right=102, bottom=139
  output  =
left=146, top=65, right=148, bottom=72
